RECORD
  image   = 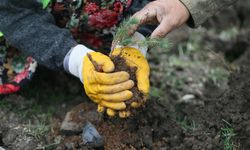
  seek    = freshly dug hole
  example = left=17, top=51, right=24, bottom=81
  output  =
left=110, top=55, right=145, bottom=109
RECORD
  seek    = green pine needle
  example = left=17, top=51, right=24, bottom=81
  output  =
left=113, top=18, right=139, bottom=43
left=113, top=17, right=171, bottom=51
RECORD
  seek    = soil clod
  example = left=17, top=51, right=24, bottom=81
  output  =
left=111, top=55, right=145, bottom=108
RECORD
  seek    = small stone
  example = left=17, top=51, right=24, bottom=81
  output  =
left=61, top=103, right=66, bottom=108
left=82, top=122, right=104, bottom=148
left=60, top=103, right=102, bottom=135
left=181, top=94, right=195, bottom=102
left=2, top=128, right=22, bottom=145
left=60, top=112, right=83, bottom=135
left=0, top=147, right=6, bottom=150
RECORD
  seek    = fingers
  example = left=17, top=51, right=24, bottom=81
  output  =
left=150, top=18, right=174, bottom=38
left=97, top=104, right=105, bottom=112
left=97, top=80, right=134, bottom=94
left=100, top=101, right=126, bottom=110
left=97, top=105, right=117, bottom=117
left=98, top=106, right=131, bottom=118
left=119, top=110, right=131, bottom=118
left=137, top=73, right=150, bottom=96
left=106, top=108, right=116, bottom=117
left=94, top=71, right=130, bottom=85
left=91, top=90, right=133, bottom=102
left=88, top=52, right=115, bottom=72
left=129, top=0, right=190, bottom=38
left=131, top=102, right=142, bottom=108
left=130, top=5, right=157, bottom=36
left=136, top=65, right=150, bottom=96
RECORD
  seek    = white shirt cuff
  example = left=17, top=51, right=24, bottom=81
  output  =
left=63, top=44, right=93, bottom=82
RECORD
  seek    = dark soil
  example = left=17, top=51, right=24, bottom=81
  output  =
left=1, top=49, right=250, bottom=150
left=56, top=63, right=250, bottom=149
left=111, top=55, right=145, bottom=107
left=1, top=40, right=250, bottom=150
left=92, top=66, right=250, bottom=150
left=88, top=53, right=145, bottom=108
left=1, top=1, right=250, bottom=149
left=175, top=66, right=250, bottom=150
left=3, top=45, right=249, bottom=150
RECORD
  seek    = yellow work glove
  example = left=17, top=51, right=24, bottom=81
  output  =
left=112, top=46, right=150, bottom=106
left=99, top=32, right=150, bottom=118
left=99, top=46, right=150, bottom=118
left=64, top=44, right=134, bottom=117
left=83, top=51, right=135, bottom=112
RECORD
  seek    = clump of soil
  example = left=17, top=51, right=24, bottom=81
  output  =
left=1, top=63, right=250, bottom=150
left=110, top=55, right=145, bottom=106
left=94, top=66, right=250, bottom=149
left=88, top=53, right=145, bottom=112
left=61, top=66, right=249, bottom=150
left=183, top=66, right=250, bottom=149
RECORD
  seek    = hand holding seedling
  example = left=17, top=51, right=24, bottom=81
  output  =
left=130, top=0, right=190, bottom=38
left=112, top=47, right=150, bottom=101
left=82, top=52, right=135, bottom=114
left=109, top=16, right=171, bottom=118
left=83, top=48, right=149, bottom=118
left=106, top=46, right=150, bottom=118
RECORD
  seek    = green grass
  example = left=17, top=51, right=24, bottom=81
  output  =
left=26, top=120, right=50, bottom=140
left=176, top=116, right=197, bottom=132
left=149, top=87, right=163, bottom=98
left=37, top=140, right=61, bottom=150
left=207, top=68, right=229, bottom=87
left=0, top=100, right=11, bottom=110
left=221, top=119, right=236, bottom=150
left=177, top=32, right=202, bottom=55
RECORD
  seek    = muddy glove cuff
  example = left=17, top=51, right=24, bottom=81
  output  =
left=63, top=44, right=94, bottom=82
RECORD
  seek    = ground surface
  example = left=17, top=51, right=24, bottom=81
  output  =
left=1, top=1, right=250, bottom=150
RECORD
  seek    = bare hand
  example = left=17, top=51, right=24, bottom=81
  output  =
left=131, top=0, right=190, bottom=38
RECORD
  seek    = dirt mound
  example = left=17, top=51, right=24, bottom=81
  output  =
left=111, top=55, right=145, bottom=109
left=177, top=66, right=250, bottom=149
left=59, top=63, right=249, bottom=149
left=94, top=67, right=249, bottom=150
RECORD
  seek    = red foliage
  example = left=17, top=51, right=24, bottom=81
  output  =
left=84, top=2, right=100, bottom=14
left=88, top=9, right=119, bottom=29
left=113, top=2, right=124, bottom=13
left=80, top=33, right=103, bottom=49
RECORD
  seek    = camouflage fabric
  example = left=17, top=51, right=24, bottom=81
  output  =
left=180, top=0, right=238, bottom=27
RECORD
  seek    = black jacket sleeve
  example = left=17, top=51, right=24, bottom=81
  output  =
left=0, top=0, right=77, bottom=70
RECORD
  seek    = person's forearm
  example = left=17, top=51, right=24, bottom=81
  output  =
left=0, top=0, right=77, bottom=70
left=180, top=0, right=238, bottom=27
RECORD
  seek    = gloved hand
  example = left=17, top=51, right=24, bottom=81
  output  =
left=83, top=52, right=134, bottom=110
left=112, top=46, right=150, bottom=104
left=103, top=32, right=150, bottom=118
left=64, top=45, right=134, bottom=116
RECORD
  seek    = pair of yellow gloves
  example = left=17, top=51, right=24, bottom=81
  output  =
left=83, top=46, right=150, bottom=118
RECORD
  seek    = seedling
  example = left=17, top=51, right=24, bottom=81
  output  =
left=112, top=18, right=170, bottom=53
left=177, top=116, right=197, bottom=132
left=89, top=18, right=171, bottom=114
left=221, top=119, right=236, bottom=150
